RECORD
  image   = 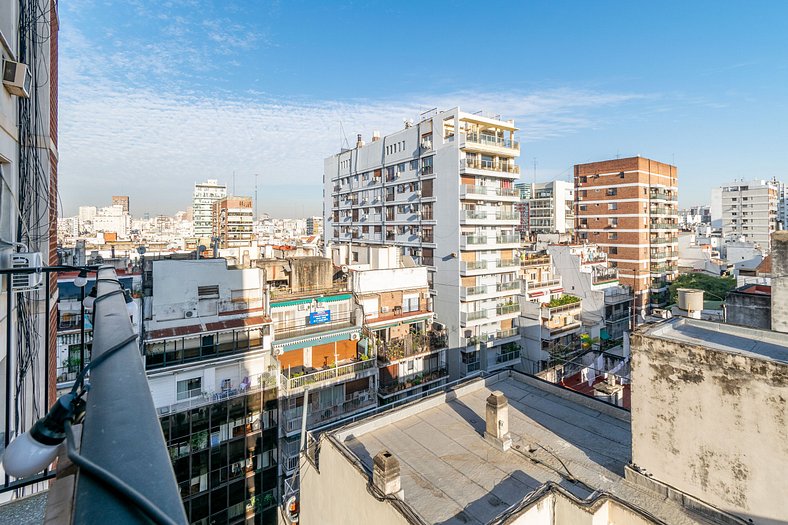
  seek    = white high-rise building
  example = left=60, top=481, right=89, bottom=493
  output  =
left=519, top=180, right=574, bottom=235
left=192, top=179, right=227, bottom=238
left=715, top=179, right=778, bottom=252
left=325, top=108, right=522, bottom=378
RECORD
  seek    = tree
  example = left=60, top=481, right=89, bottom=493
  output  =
left=668, top=273, right=736, bottom=304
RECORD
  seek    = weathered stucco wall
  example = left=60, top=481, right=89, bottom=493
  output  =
left=630, top=332, right=788, bottom=523
left=300, top=438, right=408, bottom=525
left=771, top=231, right=788, bottom=333
left=726, top=290, right=771, bottom=330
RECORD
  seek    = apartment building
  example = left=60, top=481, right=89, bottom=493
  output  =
left=213, top=196, right=254, bottom=248
left=324, top=108, right=521, bottom=379
left=305, top=216, right=323, bottom=237
left=112, top=195, right=130, bottom=213
left=575, top=157, right=679, bottom=311
left=141, top=259, right=278, bottom=525
left=193, top=179, right=228, bottom=239
left=519, top=180, right=575, bottom=235
left=715, top=179, right=778, bottom=252
left=547, top=243, right=634, bottom=342
left=333, top=244, right=448, bottom=404
left=514, top=181, right=532, bottom=239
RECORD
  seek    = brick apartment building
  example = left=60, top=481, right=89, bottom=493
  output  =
left=574, top=157, right=678, bottom=312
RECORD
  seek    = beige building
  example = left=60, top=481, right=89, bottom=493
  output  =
left=631, top=317, right=788, bottom=524
left=299, top=370, right=714, bottom=525
left=111, top=195, right=129, bottom=213
left=575, top=157, right=679, bottom=312
left=212, top=195, right=254, bottom=248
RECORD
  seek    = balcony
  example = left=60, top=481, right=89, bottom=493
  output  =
left=521, top=255, right=551, bottom=267
left=650, top=190, right=678, bottom=201
left=542, top=320, right=583, bottom=339
left=649, top=222, right=679, bottom=230
left=460, top=285, right=488, bottom=300
left=604, top=291, right=633, bottom=305
left=650, top=206, right=675, bottom=215
left=376, top=331, right=448, bottom=363
left=283, top=387, right=376, bottom=433
left=527, top=278, right=561, bottom=291
left=650, top=263, right=676, bottom=273
left=496, top=234, right=520, bottom=245
left=650, top=279, right=669, bottom=291
left=495, top=211, right=520, bottom=221
left=460, top=260, right=488, bottom=273
left=279, top=357, right=377, bottom=395
left=498, top=258, right=519, bottom=268
left=496, top=281, right=520, bottom=293
left=463, top=132, right=520, bottom=152
left=460, top=157, right=520, bottom=175
left=460, top=234, right=490, bottom=249
left=379, top=368, right=449, bottom=397
left=592, top=268, right=618, bottom=284
left=541, top=296, right=582, bottom=318
left=461, top=310, right=488, bottom=325
left=495, top=343, right=521, bottom=364
left=273, top=312, right=355, bottom=342
left=157, top=372, right=277, bottom=415
left=496, top=303, right=520, bottom=316
left=496, top=327, right=520, bottom=340
left=460, top=185, right=520, bottom=200
left=650, top=236, right=678, bottom=245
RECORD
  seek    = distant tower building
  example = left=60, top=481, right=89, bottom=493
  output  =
left=212, top=196, right=254, bottom=248
left=306, top=216, right=323, bottom=236
left=193, top=179, right=227, bottom=238
left=518, top=181, right=574, bottom=236
left=718, top=179, right=778, bottom=252
left=575, top=157, right=679, bottom=312
left=112, top=195, right=130, bottom=213
left=515, top=182, right=531, bottom=239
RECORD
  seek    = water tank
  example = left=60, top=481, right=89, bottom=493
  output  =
left=677, top=288, right=704, bottom=317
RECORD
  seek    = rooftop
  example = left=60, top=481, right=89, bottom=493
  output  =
left=327, top=371, right=708, bottom=525
left=640, top=317, right=788, bottom=365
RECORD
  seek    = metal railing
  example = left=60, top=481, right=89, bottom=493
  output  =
left=496, top=303, right=520, bottom=315
left=158, top=373, right=277, bottom=415
left=74, top=267, right=188, bottom=523
left=376, top=332, right=447, bottom=362
left=527, top=278, right=561, bottom=289
left=496, top=281, right=520, bottom=292
left=496, top=327, right=519, bottom=339
left=273, top=312, right=355, bottom=341
left=521, top=255, right=551, bottom=266
left=279, top=358, right=376, bottom=392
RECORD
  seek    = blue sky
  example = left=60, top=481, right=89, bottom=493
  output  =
left=59, top=0, right=788, bottom=217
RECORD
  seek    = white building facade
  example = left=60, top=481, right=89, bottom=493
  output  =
left=324, top=108, right=521, bottom=378
left=716, top=179, right=778, bottom=252
left=192, top=179, right=227, bottom=239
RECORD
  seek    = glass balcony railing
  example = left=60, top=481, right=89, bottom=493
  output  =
left=496, top=327, right=519, bottom=339
left=496, top=303, right=520, bottom=315
left=496, top=234, right=519, bottom=244
left=496, top=281, right=520, bottom=292
left=279, top=358, right=376, bottom=393
left=461, top=158, right=520, bottom=174
left=462, top=285, right=488, bottom=298
left=461, top=260, right=488, bottom=271
left=465, top=132, right=520, bottom=150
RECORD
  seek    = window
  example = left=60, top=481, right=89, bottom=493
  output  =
left=608, top=203, right=618, bottom=210
left=409, top=160, right=418, bottom=171
left=578, top=176, right=587, bottom=183
left=619, top=172, right=625, bottom=179
left=608, top=232, right=618, bottom=240
left=579, top=204, right=587, bottom=211
left=610, top=247, right=618, bottom=254
left=177, top=377, right=202, bottom=401
left=402, top=293, right=420, bottom=312
left=606, top=188, right=617, bottom=196
left=421, top=156, right=433, bottom=175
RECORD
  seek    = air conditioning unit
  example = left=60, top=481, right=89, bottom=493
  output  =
left=11, top=252, right=43, bottom=292
left=185, top=309, right=198, bottom=318
left=2, top=60, right=31, bottom=98
left=380, top=306, right=390, bottom=314
left=350, top=333, right=360, bottom=341
left=432, top=321, right=446, bottom=331
left=273, top=347, right=283, bottom=356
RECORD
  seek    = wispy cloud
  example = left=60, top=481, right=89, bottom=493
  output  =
left=57, top=7, right=649, bottom=217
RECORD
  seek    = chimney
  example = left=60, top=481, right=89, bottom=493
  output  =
left=484, top=391, right=512, bottom=451
left=771, top=231, right=788, bottom=332
left=372, top=450, right=403, bottom=498
left=356, top=134, right=364, bottom=148
left=372, top=131, right=380, bottom=142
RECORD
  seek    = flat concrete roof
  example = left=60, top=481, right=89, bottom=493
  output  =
left=329, top=372, right=708, bottom=525
left=641, top=317, right=788, bottom=365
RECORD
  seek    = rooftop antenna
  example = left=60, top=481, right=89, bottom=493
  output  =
left=339, top=121, right=350, bottom=150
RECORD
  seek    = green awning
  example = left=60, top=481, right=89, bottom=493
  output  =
left=271, top=293, right=352, bottom=308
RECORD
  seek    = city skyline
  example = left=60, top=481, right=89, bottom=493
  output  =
left=57, top=1, right=788, bottom=216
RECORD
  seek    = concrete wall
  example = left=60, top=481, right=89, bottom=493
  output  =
left=630, top=330, right=788, bottom=523
left=725, top=290, right=771, bottom=330
left=300, top=437, right=408, bottom=525
left=771, top=231, right=788, bottom=333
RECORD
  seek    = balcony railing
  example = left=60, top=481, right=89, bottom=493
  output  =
left=496, top=234, right=519, bottom=244
left=604, top=291, right=633, bottom=304
left=379, top=368, right=449, bottom=396
left=461, top=234, right=489, bottom=246
left=496, top=281, right=520, bottom=292
left=157, top=372, right=277, bottom=415
left=497, top=258, right=519, bottom=268
left=496, top=347, right=521, bottom=364
left=650, top=191, right=678, bottom=201
left=144, top=325, right=271, bottom=370
left=650, top=222, right=678, bottom=230
left=496, top=327, right=519, bottom=339
left=465, top=132, right=520, bottom=150
left=495, top=211, right=520, bottom=221
left=527, top=278, right=561, bottom=290
left=496, top=303, right=520, bottom=316
left=461, top=158, right=521, bottom=174
left=462, top=310, right=488, bottom=323
left=460, top=185, right=519, bottom=198
left=279, top=358, right=376, bottom=393
left=273, top=312, right=355, bottom=341
left=283, top=388, right=376, bottom=432
left=70, top=267, right=188, bottom=523
left=461, top=260, right=488, bottom=272
left=650, top=236, right=678, bottom=244
left=461, top=285, right=488, bottom=298
left=521, top=255, right=551, bottom=267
